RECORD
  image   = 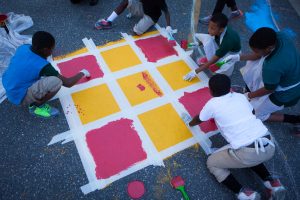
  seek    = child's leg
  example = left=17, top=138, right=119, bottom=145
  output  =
left=105, top=0, right=129, bottom=23
left=22, top=76, right=62, bottom=106
left=225, top=0, right=238, bottom=11
left=133, top=15, right=154, bottom=35
left=212, top=0, right=227, bottom=15
left=250, top=163, right=271, bottom=181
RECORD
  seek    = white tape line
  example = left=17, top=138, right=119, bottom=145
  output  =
left=48, top=130, right=72, bottom=146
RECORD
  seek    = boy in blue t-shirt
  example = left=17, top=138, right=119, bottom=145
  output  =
left=2, top=31, right=90, bottom=118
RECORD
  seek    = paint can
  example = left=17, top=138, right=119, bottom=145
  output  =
left=0, top=14, right=9, bottom=34
left=180, top=40, right=188, bottom=50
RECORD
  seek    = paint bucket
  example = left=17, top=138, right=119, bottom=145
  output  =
left=180, top=40, right=188, bottom=50
left=0, top=14, right=9, bottom=34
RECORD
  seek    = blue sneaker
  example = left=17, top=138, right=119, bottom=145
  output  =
left=29, top=104, right=60, bottom=118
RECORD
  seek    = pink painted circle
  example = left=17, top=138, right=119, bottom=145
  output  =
left=127, top=180, right=145, bottom=199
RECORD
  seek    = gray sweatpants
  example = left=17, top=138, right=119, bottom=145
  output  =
left=207, top=141, right=275, bottom=182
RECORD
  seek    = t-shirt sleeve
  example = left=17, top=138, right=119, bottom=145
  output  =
left=39, top=63, right=59, bottom=77
left=199, top=101, right=214, bottom=121
left=262, top=63, right=282, bottom=90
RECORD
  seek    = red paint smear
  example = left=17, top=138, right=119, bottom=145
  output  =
left=57, top=55, right=104, bottom=84
left=142, top=72, right=163, bottom=97
left=137, top=84, right=145, bottom=91
left=178, top=87, right=217, bottom=133
left=86, top=118, right=147, bottom=179
left=135, top=35, right=178, bottom=62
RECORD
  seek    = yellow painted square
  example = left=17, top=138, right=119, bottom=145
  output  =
left=100, top=45, right=141, bottom=72
left=158, top=60, right=200, bottom=91
left=138, top=104, right=193, bottom=151
left=72, top=84, right=120, bottom=125
left=117, top=71, right=163, bottom=106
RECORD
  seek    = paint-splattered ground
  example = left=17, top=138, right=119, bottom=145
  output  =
left=0, top=0, right=300, bottom=199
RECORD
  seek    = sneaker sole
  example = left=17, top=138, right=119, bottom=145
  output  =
left=95, top=26, right=112, bottom=30
left=29, top=111, right=60, bottom=119
left=272, top=188, right=286, bottom=200
left=229, top=10, right=244, bottom=20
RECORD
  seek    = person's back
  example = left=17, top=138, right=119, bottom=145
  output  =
left=263, top=32, right=300, bottom=106
left=3, top=44, right=48, bottom=105
left=200, top=83, right=267, bottom=149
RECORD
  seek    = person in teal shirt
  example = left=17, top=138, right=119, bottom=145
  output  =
left=225, top=27, right=300, bottom=134
left=2, top=31, right=90, bottom=118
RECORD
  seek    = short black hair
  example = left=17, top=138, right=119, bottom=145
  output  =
left=249, top=27, right=276, bottom=49
left=209, top=74, right=231, bottom=97
left=32, top=31, right=55, bottom=50
left=210, top=13, right=228, bottom=28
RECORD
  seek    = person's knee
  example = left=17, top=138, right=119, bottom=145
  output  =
left=47, top=76, right=63, bottom=92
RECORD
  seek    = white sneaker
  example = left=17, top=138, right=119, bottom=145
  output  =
left=199, top=15, right=212, bottom=25
left=264, top=178, right=286, bottom=200
left=237, top=188, right=261, bottom=200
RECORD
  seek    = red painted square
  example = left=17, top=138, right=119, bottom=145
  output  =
left=178, top=87, right=218, bottom=133
left=135, top=35, right=178, bottom=62
left=86, top=119, right=147, bottom=179
left=57, top=55, right=104, bottom=84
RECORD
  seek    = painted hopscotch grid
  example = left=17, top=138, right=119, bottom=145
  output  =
left=48, top=25, right=217, bottom=194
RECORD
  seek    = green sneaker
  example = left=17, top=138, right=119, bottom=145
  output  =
left=29, top=104, right=60, bottom=118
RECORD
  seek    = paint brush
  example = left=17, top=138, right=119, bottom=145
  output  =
left=171, top=176, right=190, bottom=200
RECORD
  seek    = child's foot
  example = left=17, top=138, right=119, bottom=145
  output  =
left=264, top=178, right=286, bottom=200
left=29, top=104, right=60, bottom=118
left=95, top=19, right=112, bottom=30
left=237, top=188, right=261, bottom=200
left=229, top=10, right=243, bottom=20
left=199, top=15, right=212, bottom=25
left=89, top=0, right=98, bottom=6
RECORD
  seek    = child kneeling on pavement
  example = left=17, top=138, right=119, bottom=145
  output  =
left=2, top=31, right=90, bottom=118
left=184, top=13, right=241, bottom=80
left=182, top=74, right=286, bottom=200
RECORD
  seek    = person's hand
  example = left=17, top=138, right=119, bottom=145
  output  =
left=224, top=54, right=240, bottom=64
left=183, top=70, right=197, bottom=81
left=181, top=113, right=192, bottom=125
left=80, top=69, right=91, bottom=78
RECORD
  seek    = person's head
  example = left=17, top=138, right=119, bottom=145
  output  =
left=208, top=13, right=228, bottom=36
left=32, top=31, right=55, bottom=58
left=208, top=74, right=231, bottom=97
left=249, top=27, right=277, bottom=56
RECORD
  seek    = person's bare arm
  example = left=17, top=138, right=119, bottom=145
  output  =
left=189, top=115, right=203, bottom=126
left=195, top=55, right=219, bottom=74
left=248, top=87, right=274, bottom=99
left=240, top=52, right=261, bottom=61
left=58, top=72, right=84, bottom=88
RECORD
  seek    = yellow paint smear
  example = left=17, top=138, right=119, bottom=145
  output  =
left=158, top=60, right=200, bottom=91
left=97, top=39, right=126, bottom=49
left=138, top=104, right=193, bottom=151
left=72, top=84, right=120, bottom=125
left=53, top=47, right=88, bottom=61
left=101, top=45, right=141, bottom=72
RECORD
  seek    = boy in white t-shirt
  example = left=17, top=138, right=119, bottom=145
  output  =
left=182, top=74, right=286, bottom=200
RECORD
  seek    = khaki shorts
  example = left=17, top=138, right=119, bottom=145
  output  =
left=128, top=0, right=155, bottom=35
left=21, top=76, right=62, bottom=106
